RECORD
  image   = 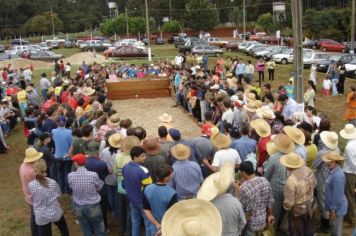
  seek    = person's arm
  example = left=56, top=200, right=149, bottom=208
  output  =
left=202, top=158, right=218, bottom=173
left=143, top=209, right=161, bottom=231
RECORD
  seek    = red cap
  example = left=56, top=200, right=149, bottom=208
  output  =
left=201, top=123, right=214, bottom=137
left=72, top=154, right=87, bottom=165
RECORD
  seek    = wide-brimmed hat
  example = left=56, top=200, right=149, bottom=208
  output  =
left=257, top=107, right=275, bottom=120
left=26, top=86, right=33, bottom=92
left=243, top=102, right=257, bottom=113
left=197, top=162, right=234, bottom=201
left=85, top=140, right=100, bottom=156
left=107, top=113, right=120, bottom=126
left=322, top=151, right=345, bottom=162
left=108, top=133, right=122, bottom=148
left=273, top=133, right=295, bottom=154
left=121, top=136, right=141, bottom=153
left=171, top=143, right=191, bottom=160
left=161, top=198, right=222, bottom=236
left=2, top=96, right=11, bottom=102
left=84, top=87, right=96, bottom=96
left=340, top=124, right=356, bottom=140
left=210, top=126, right=220, bottom=139
left=284, top=126, right=305, bottom=145
left=142, top=137, right=161, bottom=155
left=211, top=133, right=232, bottom=150
left=247, top=93, right=256, bottom=102
left=159, top=113, right=172, bottom=123
left=250, top=119, right=271, bottom=138
left=320, top=131, right=338, bottom=149
left=226, top=72, right=233, bottom=78
left=266, top=135, right=277, bottom=156
left=24, top=147, right=43, bottom=163
left=280, top=152, right=305, bottom=169
left=254, top=100, right=263, bottom=109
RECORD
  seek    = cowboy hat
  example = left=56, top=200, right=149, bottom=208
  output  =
left=280, top=152, right=305, bottom=169
left=121, top=136, right=141, bottom=153
left=266, top=135, right=277, bottom=156
left=322, top=151, right=345, bottom=162
left=159, top=113, right=172, bottom=123
left=250, top=119, right=271, bottom=138
left=320, top=131, right=338, bottom=150
left=254, top=100, right=263, bottom=109
left=256, top=107, right=275, bottom=120
left=197, top=162, right=235, bottom=201
left=107, top=113, right=120, bottom=127
left=142, top=137, right=161, bottom=155
left=340, top=124, right=356, bottom=140
left=283, top=126, right=305, bottom=145
left=273, top=133, right=295, bottom=154
left=171, top=143, right=191, bottom=161
left=226, top=72, right=233, bottom=78
left=108, top=133, right=122, bottom=148
left=211, top=133, right=232, bottom=150
left=161, top=198, right=222, bottom=236
left=247, top=93, right=256, bottom=102
left=84, top=87, right=96, bottom=96
left=26, top=86, right=33, bottom=92
left=210, top=126, right=220, bottom=139
left=24, top=147, right=43, bottom=163
left=243, top=102, right=257, bottom=113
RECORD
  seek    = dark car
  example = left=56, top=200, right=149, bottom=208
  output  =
left=345, top=69, right=356, bottom=79
left=64, top=40, right=75, bottom=48
left=174, top=37, right=187, bottom=48
left=0, top=45, right=5, bottom=53
left=10, top=39, right=29, bottom=46
left=82, top=41, right=108, bottom=52
left=316, top=54, right=356, bottom=73
left=29, top=51, right=63, bottom=61
left=112, top=46, right=152, bottom=58
left=302, top=40, right=318, bottom=49
left=155, top=37, right=164, bottom=45
left=225, top=42, right=239, bottom=51
left=178, top=40, right=208, bottom=53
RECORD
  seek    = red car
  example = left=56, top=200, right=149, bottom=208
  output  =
left=320, top=41, right=346, bottom=52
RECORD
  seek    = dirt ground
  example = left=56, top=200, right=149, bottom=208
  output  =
left=112, top=97, right=202, bottom=138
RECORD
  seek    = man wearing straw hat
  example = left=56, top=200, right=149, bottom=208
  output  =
left=250, top=118, right=271, bottom=168
left=283, top=126, right=307, bottom=160
left=198, top=162, right=246, bottom=236
left=280, top=152, right=317, bottom=235
left=339, top=124, right=356, bottom=227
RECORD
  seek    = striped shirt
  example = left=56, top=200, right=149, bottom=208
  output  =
left=68, top=167, right=104, bottom=205
left=28, top=178, right=63, bottom=225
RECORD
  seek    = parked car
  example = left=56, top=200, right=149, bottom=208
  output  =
left=82, top=40, right=109, bottom=52
left=191, top=45, right=223, bottom=56
left=114, top=39, right=145, bottom=50
left=63, top=40, right=75, bottom=48
left=303, top=52, right=330, bottom=68
left=39, top=42, right=52, bottom=50
left=202, top=37, right=228, bottom=48
left=10, top=45, right=29, bottom=55
left=272, top=49, right=294, bottom=64
left=0, top=45, right=5, bottom=53
left=244, top=44, right=264, bottom=54
left=174, top=37, right=187, bottom=48
left=315, top=39, right=336, bottom=49
left=345, top=59, right=356, bottom=72
left=345, top=69, right=356, bottom=79
left=238, top=41, right=261, bottom=52
left=156, top=37, right=165, bottom=45
left=239, top=32, right=251, bottom=40
left=302, top=39, right=318, bottom=49
left=320, top=41, right=346, bottom=52
left=28, top=44, right=49, bottom=52
left=225, top=41, right=239, bottom=51
left=10, top=39, right=29, bottom=46
left=178, top=40, right=208, bottom=53
left=168, top=35, right=179, bottom=44
left=112, top=46, right=151, bottom=58
left=76, top=40, right=86, bottom=48
left=249, top=32, right=267, bottom=41
left=249, top=45, right=268, bottom=56
left=316, top=54, right=356, bottom=73
left=29, top=51, right=63, bottom=61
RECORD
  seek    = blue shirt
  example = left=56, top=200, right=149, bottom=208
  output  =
left=147, top=68, right=158, bottom=75
left=169, top=160, right=204, bottom=200
left=230, top=135, right=257, bottom=161
left=85, top=156, right=109, bottom=181
left=325, top=165, right=348, bottom=216
left=128, top=68, right=137, bottom=78
left=122, top=162, right=152, bottom=206
left=52, top=127, right=72, bottom=159
left=41, top=118, right=56, bottom=133
left=235, top=63, right=246, bottom=75
left=174, top=73, right=181, bottom=87
left=282, top=98, right=298, bottom=121
left=143, top=183, right=177, bottom=222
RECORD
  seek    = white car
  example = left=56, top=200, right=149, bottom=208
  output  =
left=273, top=48, right=314, bottom=64
left=114, top=39, right=145, bottom=50
left=303, top=52, right=330, bottom=68
left=345, top=59, right=356, bottom=71
left=10, top=45, right=29, bottom=55
left=238, top=41, right=260, bottom=52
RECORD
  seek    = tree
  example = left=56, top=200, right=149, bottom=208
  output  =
left=162, top=20, right=181, bottom=33
left=129, top=16, right=146, bottom=35
left=229, top=7, right=243, bottom=26
left=256, top=13, right=274, bottom=33
left=186, top=0, right=218, bottom=31
left=100, top=14, right=148, bottom=36
left=23, top=11, right=63, bottom=34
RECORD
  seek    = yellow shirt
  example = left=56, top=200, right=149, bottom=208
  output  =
left=306, top=143, right=318, bottom=170
left=17, top=90, right=27, bottom=102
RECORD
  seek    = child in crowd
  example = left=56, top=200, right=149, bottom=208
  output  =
left=323, top=75, right=332, bottom=97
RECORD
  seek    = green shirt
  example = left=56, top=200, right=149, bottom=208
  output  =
left=115, top=152, right=131, bottom=194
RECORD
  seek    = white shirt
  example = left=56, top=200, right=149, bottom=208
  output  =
left=323, top=79, right=332, bottom=90
left=23, top=69, right=32, bottom=82
left=245, top=64, right=255, bottom=74
left=222, top=109, right=234, bottom=124
left=343, top=139, right=356, bottom=174
left=174, top=55, right=184, bottom=66
left=212, top=148, right=241, bottom=169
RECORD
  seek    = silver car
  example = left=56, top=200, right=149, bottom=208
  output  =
left=191, top=45, right=223, bottom=56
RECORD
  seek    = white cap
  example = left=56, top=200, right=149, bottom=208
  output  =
left=210, top=84, right=219, bottom=90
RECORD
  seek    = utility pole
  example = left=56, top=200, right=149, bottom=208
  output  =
left=50, top=7, right=55, bottom=38
left=243, top=0, right=246, bottom=40
left=291, top=0, right=304, bottom=104
left=144, top=0, right=152, bottom=60
left=169, top=0, right=172, bottom=20
left=125, top=7, right=129, bottom=39
left=351, top=0, right=355, bottom=54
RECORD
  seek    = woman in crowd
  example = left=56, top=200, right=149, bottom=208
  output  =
left=304, top=80, right=316, bottom=107
left=344, top=85, right=356, bottom=126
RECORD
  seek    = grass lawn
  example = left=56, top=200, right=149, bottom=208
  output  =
left=0, top=44, right=355, bottom=235
left=52, top=48, right=81, bottom=58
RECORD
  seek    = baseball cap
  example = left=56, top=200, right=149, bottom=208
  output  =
left=169, top=128, right=181, bottom=141
left=72, top=154, right=87, bottom=165
left=85, top=140, right=100, bottom=156
left=57, top=115, right=67, bottom=126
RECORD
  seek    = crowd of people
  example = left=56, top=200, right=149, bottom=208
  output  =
left=0, top=51, right=353, bottom=236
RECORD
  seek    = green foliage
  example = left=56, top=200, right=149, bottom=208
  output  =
left=162, top=20, right=181, bottom=33
left=100, top=14, right=147, bottom=36
left=23, top=11, right=63, bottom=35
left=256, top=13, right=274, bottom=33
left=186, top=0, right=218, bottom=31
left=229, top=7, right=243, bottom=26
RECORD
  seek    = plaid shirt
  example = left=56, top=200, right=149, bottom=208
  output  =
left=263, top=151, right=287, bottom=202
left=95, top=124, right=119, bottom=141
left=239, top=177, right=274, bottom=231
left=68, top=167, right=104, bottom=205
left=28, top=178, right=63, bottom=225
left=283, top=166, right=316, bottom=216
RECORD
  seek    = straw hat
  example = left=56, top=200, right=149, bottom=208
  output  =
left=210, top=126, right=220, bottom=139
left=273, top=133, right=295, bottom=154
left=108, top=133, right=122, bottom=148
left=48, top=87, right=55, bottom=93
left=84, top=87, right=96, bottom=96
left=257, top=107, right=275, bottom=120
left=340, top=124, right=356, bottom=140
left=142, top=137, right=161, bottom=155
left=320, top=131, right=338, bottom=150
left=24, top=147, right=43, bottom=163
left=322, top=151, right=345, bottom=162
left=26, top=86, right=33, bottom=92
left=254, top=100, right=263, bottom=109
left=283, top=126, right=305, bottom=145
left=121, top=136, right=141, bottom=153
left=107, top=113, right=120, bottom=126
left=280, top=152, right=305, bottom=169
left=226, top=72, right=233, bottom=78
left=197, top=162, right=234, bottom=201
left=159, top=113, right=172, bottom=123
left=266, top=135, right=278, bottom=156
left=250, top=119, right=271, bottom=138
left=161, top=198, right=222, bottom=236
left=2, top=96, right=11, bottom=102
left=171, top=143, right=191, bottom=161
left=247, top=93, right=256, bottom=102
left=211, top=133, right=232, bottom=150
left=243, top=102, right=257, bottom=113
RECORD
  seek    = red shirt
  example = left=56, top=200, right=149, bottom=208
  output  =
left=257, top=135, right=271, bottom=167
left=67, top=96, right=78, bottom=109
left=42, top=99, right=57, bottom=113
left=2, top=71, right=8, bottom=81
left=6, top=87, right=18, bottom=96
left=82, top=95, right=89, bottom=108
left=60, top=91, right=69, bottom=104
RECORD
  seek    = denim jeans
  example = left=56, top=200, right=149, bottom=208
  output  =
left=72, top=202, right=106, bottom=236
left=1, top=122, right=10, bottom=135
left=331, top=79, right=338, bottom=96
left=330, top=215, right=343, bottom=236
left=41, top=89, right=48, bottom=101
left=130, top=203, right=150, bottom=236
left=105, top=184, right=119, bottom=220
left=53, top=158, right=72, bottom=194
left=117, top=193, right=131, bottom=236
